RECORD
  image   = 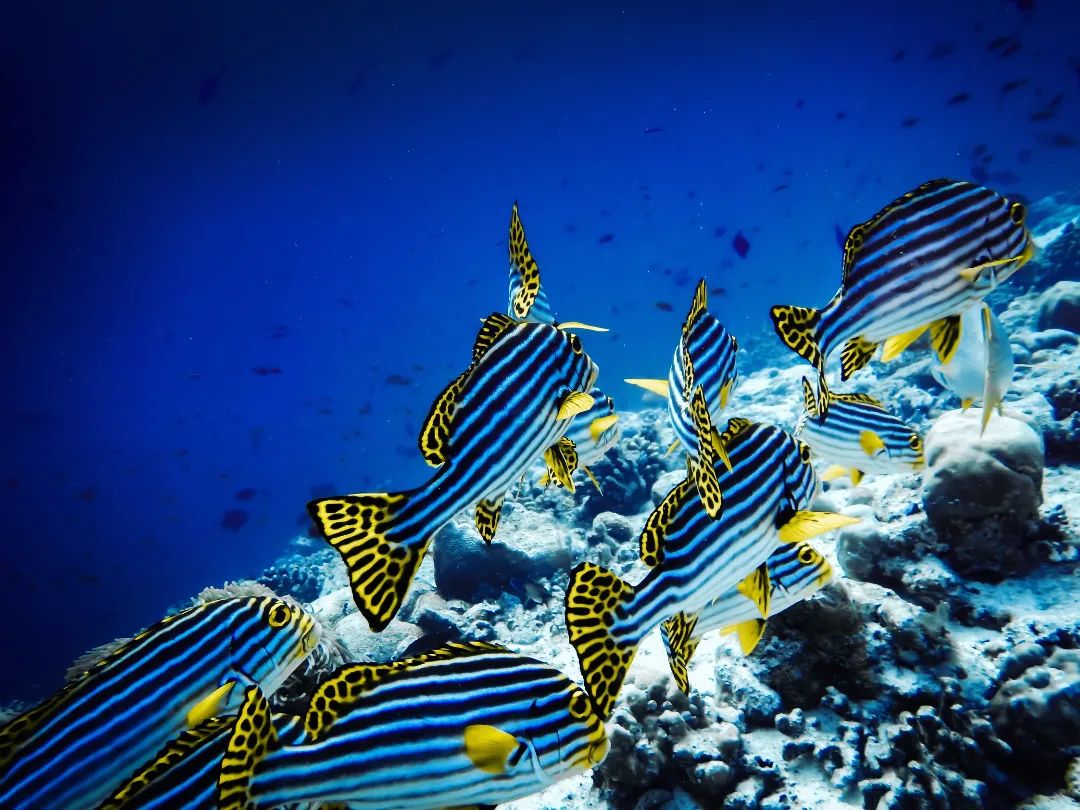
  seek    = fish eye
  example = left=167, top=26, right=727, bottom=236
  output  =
left=797, top=545, right=817, bottom=565
left=797, top=441, right=812, bottom=464
left=569, top=334, right=583, bottom=355
left=909, top=434, right=921, bottom=450
left=267, top=602, right=293, bottom=629
left=568, top=690, right=592, bottom=720
left=1009, top=201, right=1026, bottom=226
left=730, top=335, right=739, bottom=352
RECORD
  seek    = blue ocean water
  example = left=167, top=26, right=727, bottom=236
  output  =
left=1, top=0, right=1077, bottom=703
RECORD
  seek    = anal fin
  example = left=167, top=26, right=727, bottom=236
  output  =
left=475, top=495, right=506, bottom=542
left=930, top=315, right=962, bottom=366
left=737, top=563, right=772, bottom=619
left=660, top=612, right=701, bottom=695
left=881, top=324, right=929, bottom=362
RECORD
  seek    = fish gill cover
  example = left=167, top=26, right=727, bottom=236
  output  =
left=1, top=1, right=1079, bottom=807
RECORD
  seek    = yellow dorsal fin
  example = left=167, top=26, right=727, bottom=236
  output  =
left=737, top=563, right=772, bottom=619
left=832, top=391, right=885, bottom=408
left=958, top=251, right=1028, bottom=284
left=778, top=510, right=861, bottom=543
left=801, top=377, right=819, bottom=420
left=473, top=313, right=517, bottom=361
left=930, top=314, right=963, bottom=366
left=218, top=687, right=278, bottom=810
left=187, top=681, right=236, bottom=729
left=475, top=494, right=506, bottom=541
left=418, top=369, right=471, bottom=466
left=589, top=414, right=618, bottom=444
left=681, top=279, right=708, bottom=340
left=640, top=478, right=693, bottom=567
left=625, top=378, right=670, bottom=398
left=558, top=391, right=595, bottom=420
left=881, top=324, right=930, bottom=362
left=464, top=724, right=521, bottom=775
left=688, top=386, right=723, bottom=519
left=821, top=464, right=848, bottom=481
left=660, top=612, right=701, bottom=695
left=858, top=430, right=886, bottom=458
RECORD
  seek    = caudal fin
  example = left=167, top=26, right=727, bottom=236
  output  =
left=308, top=492, right=427, bottom=632
left=565, top=563, right=637, bottom=720
left=770, top=305, right=823, bottom=372
left=218, top=686, right=278, bottom=810
left=659, top=612, right=700, bottom=694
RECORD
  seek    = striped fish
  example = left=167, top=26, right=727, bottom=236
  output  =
left=770, top=179, right=1034, bottom=382
left=212, top=641, right=608, bottom=809
left=930, top=302, right=1014, bottom=433
left=659, top=541, right=832, bottom=692
left=627, top=279, right=739, bottom=459
left=795, top=376, right=924, bottom=485
left=539, top=387, right=620, bottom=492
left=309, top=315, right=599, bottom=632
left=565, top=402, right=858, bottom=719
left=0, top=597, right=318, bottom=810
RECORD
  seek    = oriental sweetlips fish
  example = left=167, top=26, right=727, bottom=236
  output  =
left=930, top=302, right=1015, bottom=433
left=659, top=541, right=832, bottom=693
left=795, top=376, right=925, bottom=485
left=0, top=597, right=318, bottom=810
left=539, top=387, right=619, bottom=492
left=627, top=278, right=739, bottom=461
left=564, top=404, right=857, bottom=719
left=770, top=178, right=1034, bottom=382
left=203, top=642, right=608, bottom=810
left=309, top=314, right=599, bottom=632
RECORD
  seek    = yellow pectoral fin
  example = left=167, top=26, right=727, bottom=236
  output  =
left=733, top=619, right=767, bottom=656
left=711, top=431, right=734, bottom=473
left=881, top=325, right=929, bottom=362
left=858, top=430, right=886, bottom=458
left=778, top=510, right=861, bottom=543
left=558, top=391, right=595, bottom=420
left=625, top=378, right=670, bottom=398
left=961, top=397, right=974, bottom=411
left=719, top=380, right=732, bottom=410
left=958, top=265, right=982, bottom=283
left=187, top=681, right=235, bottom=728
left=558, top=321, right=608, bottom=332
left=821, top=464, right=847, bottom=481
left=589, top=414, right=618, bottom=443
left=850, top=468, right=863, bottom=486
left=464, top=724, right=520, bottom=775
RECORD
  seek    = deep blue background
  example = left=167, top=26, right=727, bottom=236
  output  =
left=2, top=0, right=1078, bottom=701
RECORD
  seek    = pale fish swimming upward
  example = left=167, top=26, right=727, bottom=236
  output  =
left=539, top=387, right=620, bottom=492
left=0, top=597, right=318, bottom=810
left=309, top=315, right=599, bottom=631
left=770, top=179, right=1034, bottom=383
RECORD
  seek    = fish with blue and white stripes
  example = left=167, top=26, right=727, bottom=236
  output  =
left=770, top=179, right=1034, bottom=382
left=0, top=596, right=318, bottom=810
left=627, top=278, right=739, bottom=460
left=540, top=387, right=619, bottom=492
left=205, top=641, right=608, bottom=809
left=930, top=302, right=1015, bottom=433
left=564, top=401, right=857, bottom=719
left=309, top=314, right=599, bottom=632
left=659, top=541, right=833, bottom=693
left=795, top=376, right=925, bottom=485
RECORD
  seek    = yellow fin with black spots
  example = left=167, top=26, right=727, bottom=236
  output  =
left=859, top=430, right=886, bottom=459
left=558, top=391, right=595, bottom=420
left=778, top=510, right=861, bottom=543
left=769, top=304, right=823, bottom=372
left=881, top=324, right=929, bottom=362
left=839, top=336, right=879, bottom=380
left=565, top=562, right=637, bottom=720
left=624, top=378, right=670, bottom=398
left=464, top=724, right=522, bottom=775
left=473, top=313, right=517, bottom=362
left=930, top=314, right=962, bottom=366
left=688, top=386, right=723, bottom=518
left=475, top=495, right=506, bottom=542
left=101, top=716, right=234, bottom=809
left=543, top=437, right=579, bottom=492
left=660, top=612, right=700, bottom=695
left=217, top=686, right=278, bottom=810
left=640, top=478, right=693, bottom=567
left=308, top=492, right=424, bottom=632
left=801, top=377, right=820, bottom=420
left=418, top=368, right=471, bottom=466
left=508, top=203, right=544, bottom=321
left=737, top=563, right=772, bottom=619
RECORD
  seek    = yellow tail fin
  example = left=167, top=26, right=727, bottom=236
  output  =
left=770, top=305, right=823, bottom=372
left=218, top=686, right=277, bottom=810
left=308, top=492, right=425, bottom=632
left=565, top=563, right=637, bottom=720
left=660, top=612, right=701, bottom=695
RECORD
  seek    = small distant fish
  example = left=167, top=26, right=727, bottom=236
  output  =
left=1036, top=131, right=1077, bottom=148
left=732, top=231, right=750, bottom=258
left=235, top=487, right=257, bottom=501
left=973, top=143, right=988, bottom=156
left=772, top=183, right=790, bottom=192
left=1000, top=40, right=1022, bottom=58
left=78, top=486, right=96, bottom=502
left=597, top=233, right=614, bottom=244
left=186, top=371, right=200, bottom=380
left=835, top=111, right=847, bottom=120
left=1017, top=149, right=1032, bottom=164
left=643, top=126, right=663, bottom=134
left=252, top=367, right=282, bottom=376
left=221, top=509, right=250, bottom=531
left=654, top=301, right=674, bottom=312
left=795, top=98, right=805, bottom=107
left=197, top=69, right=224, bottom=105
left=709, top=286, right=727, bottom=297
left=384, top=373, right=413, bottom=386
left=268, top=325, right=288, bottom=339
left=947, top=92, right=971, bottom=105
left=892, top=48, right=907, bottom=62
left=713, top=226, right=728, bottom=238
left=1000, top=77, right=1028, bottom=94
left=929, top=41, right=955, bottom=59
left=900, top=117, right=919, bottom=128
left=427, top=47, right=454, bottom=70
left=987, top=36, right=1011, bottom=51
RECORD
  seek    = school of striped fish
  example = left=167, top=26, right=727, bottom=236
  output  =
left=0, top=178, right=1036, bottom=807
